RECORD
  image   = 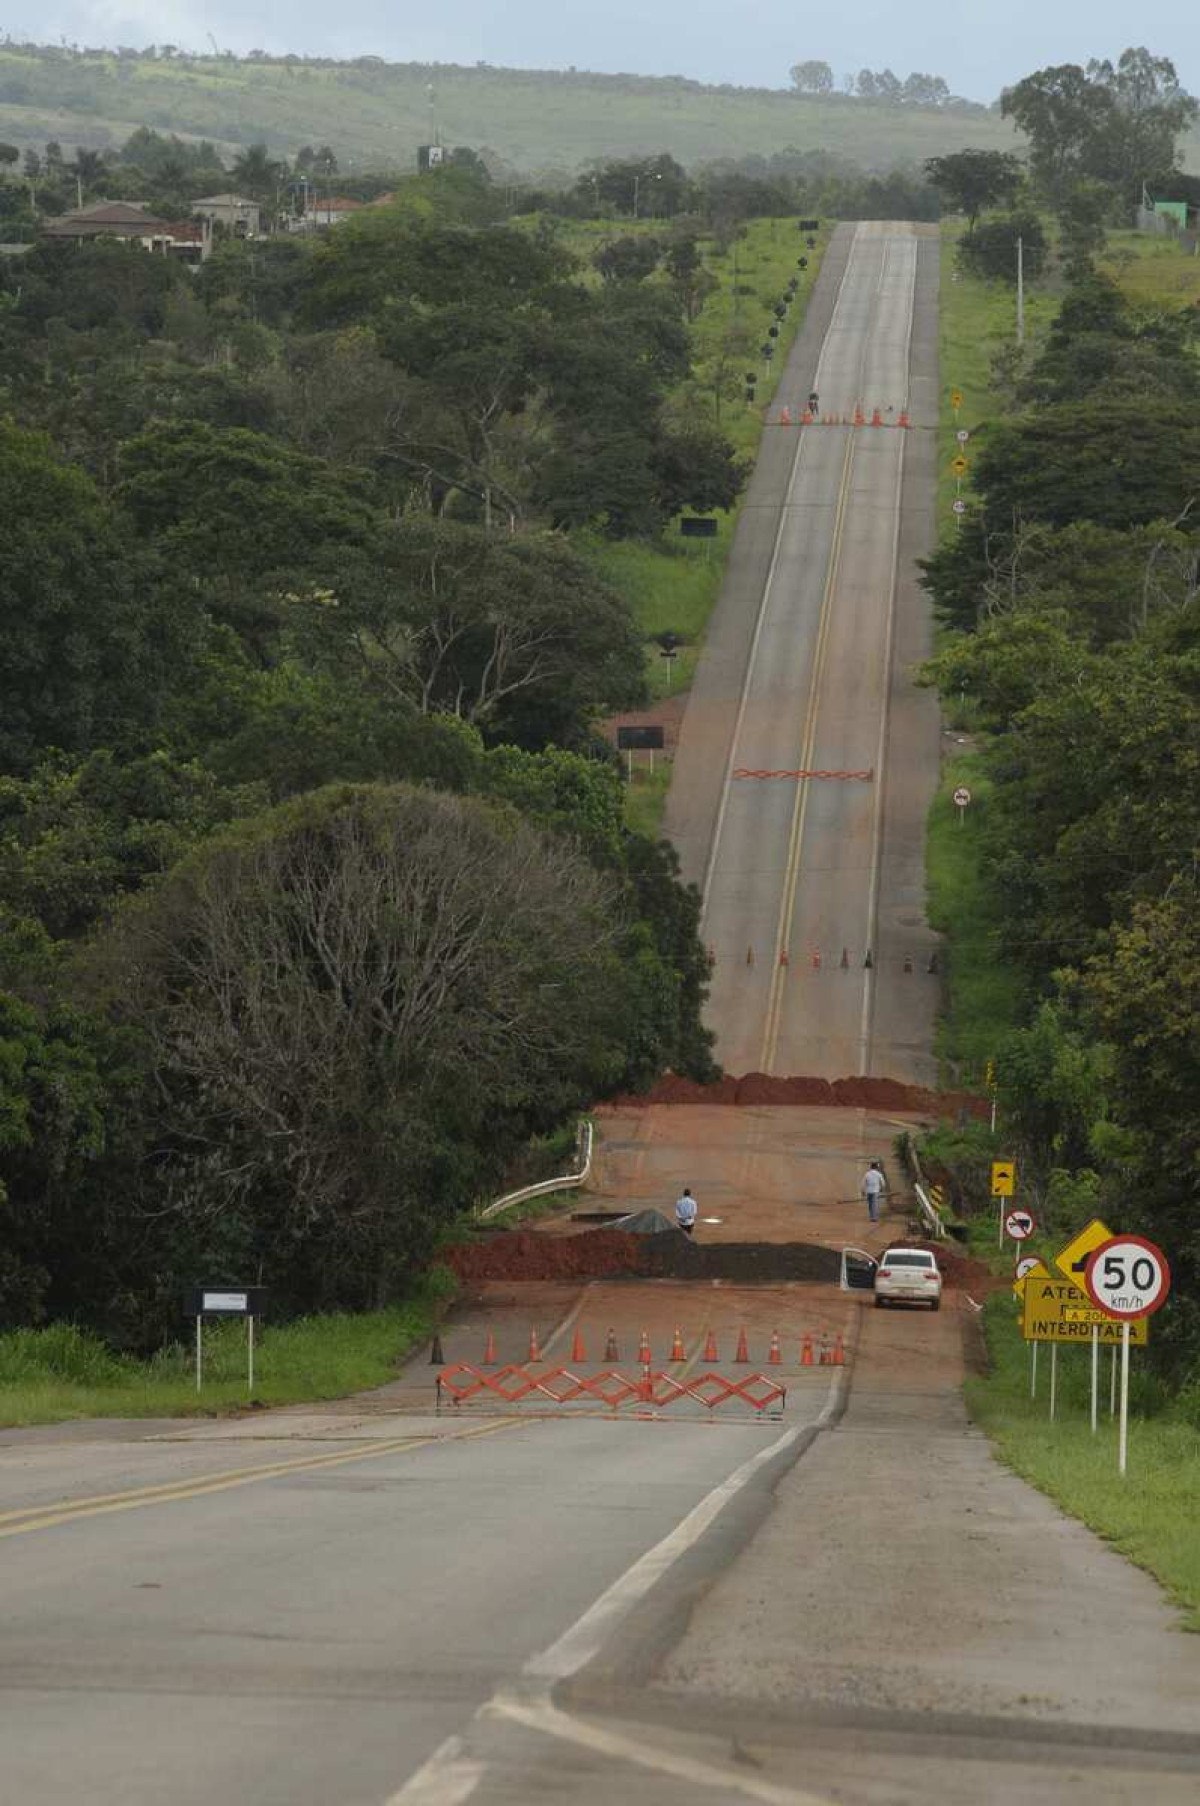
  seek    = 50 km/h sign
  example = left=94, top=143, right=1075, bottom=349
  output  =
left=1084, top=1236, right=1171, bottom=1320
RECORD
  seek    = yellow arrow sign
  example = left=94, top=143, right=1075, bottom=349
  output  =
left=951, top=455, right=969, bottom=477
left=1054, top=1217, right=1115, bottom=1291
left=991, top=1160, right=1016, bottom=1198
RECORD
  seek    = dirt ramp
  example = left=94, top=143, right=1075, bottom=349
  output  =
left=604, top=1073, right=987, bottom=1116
left=446, top=1229, right=840, bottom=1287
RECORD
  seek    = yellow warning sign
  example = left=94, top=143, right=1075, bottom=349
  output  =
left=951, top=455, right=969, bottom=477
left=991, top=1160, right=1016, bottom=1198
left=1022, top=1276, right=1148, bottom=1345
left=950, top=388, right=963, bottom=410
left=1054, top=1218, right=1114, bottom=1291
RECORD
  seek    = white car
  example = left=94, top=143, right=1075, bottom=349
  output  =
left=873, top=1246, right=942, bottom=1311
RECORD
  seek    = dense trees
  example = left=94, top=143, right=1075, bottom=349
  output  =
left=923, top=150, right=1022, bottom=231
left=922, top=268, right=1200, bottom=1372
left=0, top=167, right=741, bottom=1344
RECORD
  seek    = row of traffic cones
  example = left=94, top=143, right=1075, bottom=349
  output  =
left=739, top=948, right=940, bottom=972
left=439, top=1326, right=847, bottom=1367
left=777, top=407, right=912, bottom=429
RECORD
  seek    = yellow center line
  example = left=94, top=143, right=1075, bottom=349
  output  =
left=0, top=1416, right=523, bottom=1540
left=758, top=427, right=858, bottom=1073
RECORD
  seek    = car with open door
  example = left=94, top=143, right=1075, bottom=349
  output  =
left=872, top=1246, right=942, bottom=1310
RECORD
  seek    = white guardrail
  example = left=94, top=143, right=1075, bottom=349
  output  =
left=913, top=1181, right=946, bottom=1241
left=477, top=1119, right=594, bottom=1222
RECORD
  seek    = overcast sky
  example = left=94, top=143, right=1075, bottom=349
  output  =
left=10, top=1, right=1199, bottom=103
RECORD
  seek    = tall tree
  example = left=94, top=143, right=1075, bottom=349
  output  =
left=923, top=149, right=1023, bottom=230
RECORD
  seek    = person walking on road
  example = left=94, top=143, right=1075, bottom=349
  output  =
left=862, top=1161, right=886, bottom=1225
left=675, top=1187, right=698, bottom=1236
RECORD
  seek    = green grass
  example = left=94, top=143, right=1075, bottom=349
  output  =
left=925, top=752, right=1026, bottom=1083
left=0, top=1276, right=454, bottom=1427
left=967, top=1295, right=1200, bottom=1629
left=0, top=46, right=1037, bottom=170
left=1097, top=229, right=1200, bottom=309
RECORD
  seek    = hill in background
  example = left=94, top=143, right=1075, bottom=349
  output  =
left=0, top=45, right=1033, bottom=176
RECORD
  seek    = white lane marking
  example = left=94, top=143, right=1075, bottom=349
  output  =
left=526, top=1369, right=843, bottom=1683
left=386, top=1736, right=485, bottom=1806
left=858, top=235, right=921, bottom=1074
left=380, top=1369, right=847, bottom=1804
left=700, top=226, right=863, bottom=917
left=487, top=1690, right=837, bottom=1806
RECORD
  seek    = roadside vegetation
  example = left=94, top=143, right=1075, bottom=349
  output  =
left=0, top=1275, right=452, bottom=1427
left=920, top=46, right=1200, bottom=1399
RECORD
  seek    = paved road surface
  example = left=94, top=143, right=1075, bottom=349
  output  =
left=666, top=222, right=941, bottom=1082
left=0, top=1399, right=835, bottom=1806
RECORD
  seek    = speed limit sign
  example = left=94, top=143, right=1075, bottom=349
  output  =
left=1084, top=1236, right=1171, bottom=1319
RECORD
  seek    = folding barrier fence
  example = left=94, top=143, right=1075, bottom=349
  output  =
left=435, top=1364, right=786, bottom=1416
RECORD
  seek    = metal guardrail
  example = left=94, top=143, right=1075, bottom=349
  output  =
left=477, top=1118, right=594, bottom=1222
left=913, top=1181, right=946, bottom=1241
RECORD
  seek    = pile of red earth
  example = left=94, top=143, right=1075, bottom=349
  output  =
left=603, top=1072, right=987, bottom=1117
left=445, top=1229, right=840, bottom=1286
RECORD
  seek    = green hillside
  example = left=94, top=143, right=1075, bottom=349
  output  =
left=0, top=45, right=1029, bottom=175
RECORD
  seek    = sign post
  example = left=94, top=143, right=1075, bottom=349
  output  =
left=953, top=784, right=971, bottom=823
left=185, top=1288, right=268, bottom=1396
left=1083, top=1235, right=1171, bottom=1476
left=991, top=1159, right=1016, bottom=1249
left=1055, top=1218, right=1116, bottom=1433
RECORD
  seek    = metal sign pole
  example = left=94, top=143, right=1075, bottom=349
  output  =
left=1118, top=1321, right=1131, bottom=1476
left=248, top=1315, right=255, bottom=1395
left=1110, top=1343, right=1118, bottom=1417
left=1090, top=1327, right=1099, bottom=1434
left=1049, top=1342, right=1057, bottom=1421
left=998, top=1203, right=1004, bottom=1251
left=1030, top=1339, right=1038, bottom=1400
left=195, top=1315, right=203, bottom=1393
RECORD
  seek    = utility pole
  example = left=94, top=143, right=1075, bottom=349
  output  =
left=1016, top=235, right=1025, bottom=347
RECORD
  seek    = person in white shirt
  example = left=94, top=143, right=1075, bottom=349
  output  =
left=862, top=1161, right=886, bottom=1224
left=674, top=1187, right=698, bottom=1235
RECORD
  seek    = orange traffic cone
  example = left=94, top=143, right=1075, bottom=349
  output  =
left=853, top=405, right=865, bottom=426
left=801, top=1332, right=814, bottom=1366
left=831, top=1334, right=846, bottom=1366
left=768, top=1332, right=782, bottom=1366
left=780, top=406, right=792, bottom=425
left=604, top=1327, right=620, bottom=1362
left=482, top=1330, right=497, bottom=1365
left=703, top=1328, right=719, bottom=1362
left=871, top=407, right=883, bottom=427
left=801, top=407, right=813, bottom=424
left=897, top=409, right=911, bottom=428
left=571, top=1326, right=587, bottom=1364
left=528, top=1326, right=542, bottom=1362
left=735, top=1328, right=750, bottom=1363
left=670, top=1326, right=686, bottom=1362
left=638, top=1328, right=651, bottom=1365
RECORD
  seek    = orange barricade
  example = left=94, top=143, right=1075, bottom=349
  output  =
left=435, top=1364, right=786, bottom=1416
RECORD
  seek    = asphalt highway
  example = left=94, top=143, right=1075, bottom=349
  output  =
left=667, top=222, right=941, bottom=1081
left=0, top=1399, right=834, bottom=1805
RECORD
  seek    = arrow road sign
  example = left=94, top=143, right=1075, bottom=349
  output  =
left=951, top=454, right=969, bottom=477
left=1054, top=1218, right=1114, bottom=1289
left=1005, top=1208, right=1037, bottom=1241
left=991, top=1160, right=1015, bottom=1197
left=1084, top=1236, right=1171, bottom=1319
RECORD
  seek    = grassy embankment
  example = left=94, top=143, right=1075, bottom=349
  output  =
left=586, top=217, right=829, bottom=833
left=930, top=221, right=1200, bottom=1622
left=0, top=1274, right=453, bottom=1428
left=0, top=46, right=1029, bottom=168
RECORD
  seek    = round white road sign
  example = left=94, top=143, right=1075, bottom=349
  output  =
left=1005, top=1208, right=1036, bottom=1241
left=1015, top=1254, right=1040, bottom=1281
left=1084, top=1236, right=1171, bottom=1319
left=953, top=785, right=972, bottom=807
left=952, top=498, right=967, bottom=515
left=956, top=428, right=970, bottom=444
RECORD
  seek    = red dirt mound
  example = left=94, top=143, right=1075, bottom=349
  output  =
left=446, top=1230, right=643, bottom=1285
left=601, top=1074, right=987, bottom=1118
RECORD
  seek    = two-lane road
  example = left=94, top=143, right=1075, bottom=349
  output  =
left=668, top=222, right=941, bottom=1081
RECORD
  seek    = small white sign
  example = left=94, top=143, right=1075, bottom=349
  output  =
left=956, top=428, right=970, bottom=443
left=952, top=498, right=967, bottom=515
left=1015, top=1255, right=1040, bottom=1280
left=202, top=1291, right=249, bottom=1313
left=1005, top=1209, right=1037, bottom=1241
left=953, top=785, right=972, bottom=807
